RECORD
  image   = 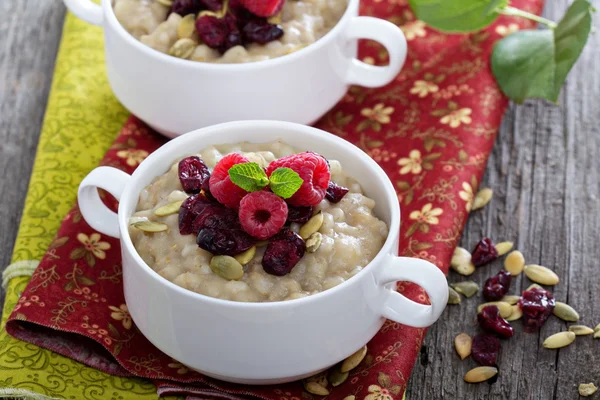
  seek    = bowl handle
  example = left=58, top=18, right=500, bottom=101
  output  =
left=78, top=167, right=131, bottom=239
left=377, top=255, right=448, bottom=328
left=344, top=16, right=407, bottom=88
left=63, top=0, right=103, bottom=26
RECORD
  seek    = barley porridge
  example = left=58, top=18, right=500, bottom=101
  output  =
left=129, top=141, right=388, bottom=302
left=113, top=0, right=348, bottom=63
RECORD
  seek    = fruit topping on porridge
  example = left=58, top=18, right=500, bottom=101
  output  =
left=113, top=0, right=347, bottom=63
left=128, top=141, right=388, bottom=302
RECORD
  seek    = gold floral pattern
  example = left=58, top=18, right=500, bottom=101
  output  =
left=397, top=150, right=423, bottom=174
left=410, top=80, right=439, bottom=97
left=70, top=232, right=110, bottom=267
left=440, top=107, right=472, bottom=128
left=458, top=181, right=475, bottom=211
left=400, top=20, right=427, bottom=40
left=109, top=304, right=132, bottom=330
left=116, top=149, right=149, bottom=166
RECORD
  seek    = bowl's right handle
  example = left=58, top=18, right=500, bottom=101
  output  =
left=344, top=16, right=407, bottom=88
left=63, top=0, right=103, bottom=25
left=78, top=167, right=131, bottom=239
left=377, top=256, right=448, bottom=328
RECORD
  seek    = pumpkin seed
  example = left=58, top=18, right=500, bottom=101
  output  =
left=304, top=381, right=329, bottom=396
left=579, top=383, right=598, bottom=397
left=340, top=345, right=367, bottom=372
left=168, top=38, right=196, bottom=59
left=234, top=246, right=256, bottom=265
left=543, top=331, right=575, bottom=349
left=595, top=330, right=600, bottom=339
left=157, top=0, right=173, bottom=6
left=464, top=366, right=498, bottom=383
left=495, top=241, right=513, bottom=256
left=306, top=232, right=323, bottom=253
left=454, top=333, right=472, bottom=360
left=506, top=305, right=522, bottom=321
left=210, top=256, right=244, bottom=280
left=306, top=373, right=328, bottom=387
left=524, top=264, right=559, bottom=285
left=343, top=396, right=356, bottom=400
left=477, top=302, right=512, bottom=318
left=568, top=325, right=594, bottom=336
left=504, top=250, right=525, bottom=276
left=472, top=188, right=493, bottom=211
left=267, top=11, right=282, bottom=24
left=447, top=287, right=461, bottom=305
left=299, top=211, right=324, bottom=239
left=451, top=281, right=479, bottom=298
left=501, top=295, right=520, bottom=305
left=154, top=200, right=184, bottom=216
left=526, top=283, right=544, bottom=291
left=450, top=247, right=475, bottom=276
left=328, top=364, right=349, bottom=387
left=131, top=220, right=168, bottom=232
left=553, top=301, right=579, bottom=322
left=595, top=323, right=600, bottom=333
left=256, top=240, right=269, bottom=247
left=177, top=14, right=197, bottom=39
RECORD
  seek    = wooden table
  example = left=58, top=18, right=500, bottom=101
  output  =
left=1, top=1, right=598, bottom=399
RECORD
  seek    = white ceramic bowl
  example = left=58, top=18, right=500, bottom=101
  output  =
left=63, top=0, right=407, bottom=137
left=77, top=121, right=447, bottom=384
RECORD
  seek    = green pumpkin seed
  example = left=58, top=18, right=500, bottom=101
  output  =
left=234, top=246, right=256, bottom=265
left=157, top=0, right=173, bottom=6
left=210, top=256, right=244, bottom=280
left=177, top=14, right=197, bottom=39
left=306, top=232, right=323, bottom=253
left=524, top=264, right=559, bottom=285
left=328, top=364, right=349, bottom=387
left=464, top=366, right=498, bottom=383
left=501, top=295, right=520, bottom=305
left=299, top=211, right=324, bottom=239
left=477, top=302, right=512, bottom=318
left=579, top=383, right=598, bottom=397
left=340, top=345, right=367, bottom=373
left=595, top=330, right=600, bottom=339
left=451, top=281, right=478, bottom=298
left=568, top=325, right=594, bottom=336
left=168, top=38, right=196, bottom=59
left=454, top=333, right=472, bottom=360
left=595, top=323, right=600, bottom=333
left=543, top=331, right=575, bottom=349
left=131, top=220, right=168, bottom=232
left=154, top=200, right=184, bottom=217
left=506, top=305, right=522, bottom=321
left=526, top=283, right=544, bottom=291
left=495, top=241, right=513, bottom=256
left=472, top=188, right=493, bottom=210
left=343, top=396, right=356, bottom=400
left=552, top=301, right=579, bottom=322
left=447, top=286, right=461, bottom=305
left=450, top=247, right=475, bottom=276
left=304, top=381, right=329, bottom=396
left=256, top=240, right=269, bottom=247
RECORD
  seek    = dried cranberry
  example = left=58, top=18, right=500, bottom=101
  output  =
left=199, top=0, right=223, bottom=11
left=179, top=194, right=213, bottom=235
left=242, top=20, right=283, bottom=44
left=482, top=270, right=512, bottom=301
left=171, top=0, right=203, bottom=15
left=477, top=305, right=514, bottom=338
left=192, top=204, right=240, bottom=232
left=471, top=238, right=498, bottom=267
left=471, top=333, right=501, bottom=366
left=195, top=14, right=241, bottom=53
left=178, top=156, right=210, bottom=194
left=262, top=229, right=306, bottom=276
left=325, top=181, right=349, bottom=203
left=196, top=227, right=255, bottom=255
left=286, top=205, right=314, bottom=224
left=519, top=288, right=555, bottom=332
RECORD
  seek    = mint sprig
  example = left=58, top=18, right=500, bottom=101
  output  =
left=228, top=163, right=304, bottom=198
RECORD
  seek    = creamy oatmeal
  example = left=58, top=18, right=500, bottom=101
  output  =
left=129, top=141, right=388, bottom=302
left=113, top=0, right=347, bottom=63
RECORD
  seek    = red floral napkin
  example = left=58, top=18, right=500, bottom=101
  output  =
left=7, top=1, right=544, bottom=399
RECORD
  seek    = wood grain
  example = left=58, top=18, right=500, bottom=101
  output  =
left=406, top=1, right=600, bottom=399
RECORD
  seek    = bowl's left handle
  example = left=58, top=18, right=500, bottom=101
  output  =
left=78, top=167, right=131, bottom=239
left=63, top=0, right=103, bottom=25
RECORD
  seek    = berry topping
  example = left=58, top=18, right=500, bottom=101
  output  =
left=197, top=227, right=256, bottom=256
left=171, top=0, right=204, bottom=15
left=178, top=156, right=210, bottom=194
left=239, top=191, right=288, bottom=240
left=239, top=0, right=283, bottom=17
left=195, top=14, right=242, bottom=53
left=200, top=0, right=223, bottom=11
left=477, top=305, right=514, bottom=338
left=519, top=288, right=555, bottom=332
left=325, top=181, right=349, bottom=203
left=178, top=193, right=214, bottom=235
left=262, top=229, right=306, bottom=276
left=242, top=19, right=284, bottom=44
left=471, top=333, right=501, bottom=367
left=266, top=152, right=330, bottom=207
left=482, top=270, right=512, bottom=301
left=192, top=204, right=240, bottom=232
left=471, top=238, right=499, bottom=267
left=286, top=205, right=314, bottom=224
left=209, top=153, right=251, bottom=209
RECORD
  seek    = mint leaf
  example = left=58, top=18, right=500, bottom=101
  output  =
left=269, top=168, right=303, bottom=199
left=409, top=0, right=508, bottom=32
left=491, top=0, right=593, bottom=103
left=228, top=162, right=269, bottom=192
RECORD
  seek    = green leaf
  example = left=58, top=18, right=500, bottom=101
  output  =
left=268, top=168, right=304, bottom=199
left=228, top=162, right=270, bottom=192
left=409, top=0, right=508, bottom=32
left=492, top=0, right=593, bottom=103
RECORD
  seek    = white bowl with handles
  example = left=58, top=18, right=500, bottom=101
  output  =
left=63, top=0, right=407, bottom=137
left=77, top=121, right=447, bottom=384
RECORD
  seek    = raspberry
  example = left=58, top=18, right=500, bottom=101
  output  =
left=209, top=153, right=250, bottom=209
left=239, top=0, right=283, bottom=17
left=266, top=152, right=330, bottom=207
left=239, top=191, right=288, bottom=240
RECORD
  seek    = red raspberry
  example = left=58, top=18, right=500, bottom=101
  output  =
left=239, top=0, right=283, bottom=17
left=266, top=152, right=330, bottom=207
left=209, top=153, right=250, bottom=209
left=239, top=191, right=288, bottom=240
